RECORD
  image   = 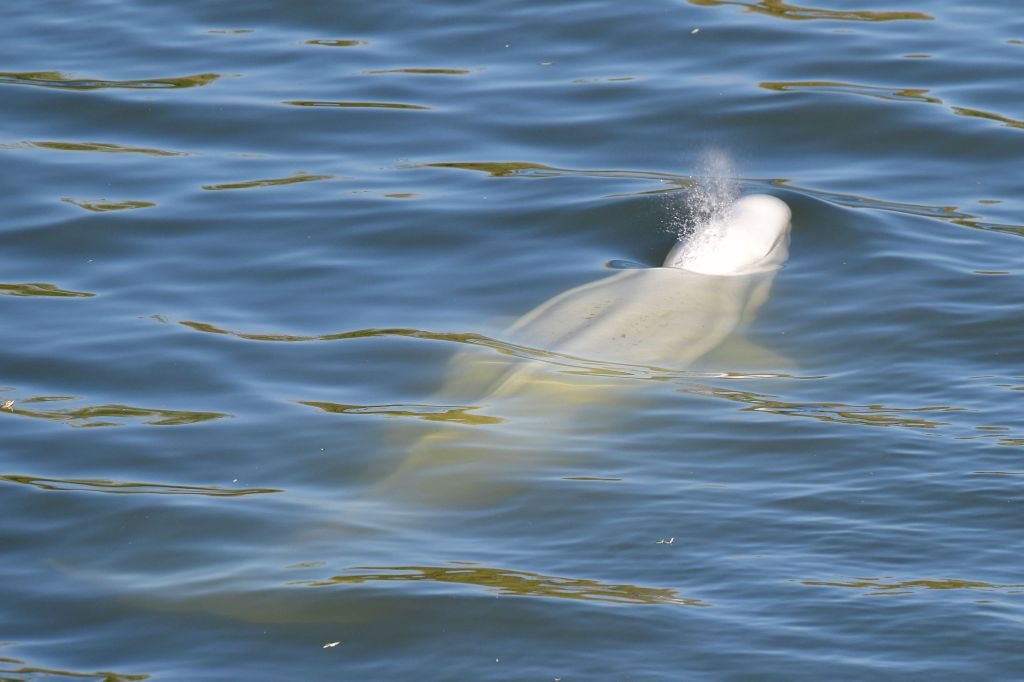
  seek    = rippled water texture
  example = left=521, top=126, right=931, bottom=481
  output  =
left=2, top=0, right=1023, bottom=679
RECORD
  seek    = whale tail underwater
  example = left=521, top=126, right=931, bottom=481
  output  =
left=373, top=194, right=793, bottom=507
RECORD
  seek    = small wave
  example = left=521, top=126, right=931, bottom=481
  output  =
left=283, top=100, right=431, bottom=110
left=347, top=189, right=419, bottom=199
left=0, top=656, right=148, bottom=681
left=177, top=319, right=1005, bottom=438
left=178, top=319, right=812, bottom=382
left=0, top=282, right=95, bottom=297
left=1, top=474, right=281, bottom=496
left=562, top=476, right=623, bottom=481
left=694, top=383, right=965, bottom=429
left=365, top=68, right=474, bottom=75
left=4, top=397, right=231, bottom=427
left=760, top=80, right=941, bottom=104
left=6, top=140, right=189, bottom=157
left=950, top=106, right=1024, bottom=130
left=761, top=80, right=1024, bottom=132
left=417, top=159, right=1024, bottom=238
left=297, top=401, right=504, bottom=425
left=570, top=76, right=638, bottom=84
left=688, top=0, right=932, bottom=22
left=290, top=563, right=707, bottom=606
left=201, top=172, right=333, bottom=191
left=62, top=198, right=156, bottom=212
left=417, top=160, right=692, bottom=186
left=304, top=39, right=367, bottom=47
left=0, top=71, right=221, bottom=90
left=770, top=179, right=1024, bottom=238
left=800, top=576, right=1023, bottom=596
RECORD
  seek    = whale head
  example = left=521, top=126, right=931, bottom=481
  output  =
left=664, top=194, right=792, bottom=276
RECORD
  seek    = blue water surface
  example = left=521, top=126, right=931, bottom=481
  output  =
left=2, top=0, right=1022, bottom=680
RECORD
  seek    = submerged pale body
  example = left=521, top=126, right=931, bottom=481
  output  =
left=450, top=194, right=792, bottom=398
left=512, top=194, right=790, bottom=364
left=379, top=194, right=792, bottom=504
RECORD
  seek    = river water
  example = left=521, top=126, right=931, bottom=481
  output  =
left=2, top=1, right=1022, bottom=680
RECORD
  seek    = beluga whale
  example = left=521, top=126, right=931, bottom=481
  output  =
left=505, top=193, right=791, bottom=368
left=375, top=193, right=793, bottom=506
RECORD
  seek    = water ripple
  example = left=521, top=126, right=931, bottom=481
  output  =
left=171, top=319, right=995, bottom=439
left=201, top=172, right=334, bottom=191
left=5, top=396, right=231, bottom=427
left=62, top=198, right=156, bottom=212
left=304, top=39, right=367, bottom=47
left=694, top=384, right=965, bottom=429
left=761, top=81, right=1024, bottom=132
left=571, top=76, right=639, bottom=84
left=4, top=140, right=189, bottom=157
left=417, top=160, right=1024, bottom=237
left=800, top=576, right=1024, bottom=596
left=0, top=475, right=281, bottom=496
left=688, top=0, right=932, bottom=22
left=417, top=160, right=694, bottom=186
left=364, top=68, right=474, bottom=76
left=0, top=656, right=148, bottom=681
left=768, top=180, right=1024, bottom=237
left=178, top=320, right=815, bottom=381
left=283, top=100, right=432, bottom=110
left=0, top=71, right=221, bottom=90
left=291, top=564, right=706, bottom=606
left=297, top=401, right=504, bottom=425
left=950, top=106, right=1024, bottom=131
left=761, top=81, right=941, bottom=104
left=0, top=282, right=95, bottom=297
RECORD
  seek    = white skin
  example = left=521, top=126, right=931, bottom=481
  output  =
left=378, top=194, right=793, bottom=506
left=443, top=194, right=792, bottom=390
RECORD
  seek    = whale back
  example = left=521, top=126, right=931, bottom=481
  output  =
left=504, top=267, right=756, bottom=369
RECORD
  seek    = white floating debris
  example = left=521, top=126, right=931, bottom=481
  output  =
left=323, top=641, right=341, bottom=649
left=692, top=28, right=700, bottom=34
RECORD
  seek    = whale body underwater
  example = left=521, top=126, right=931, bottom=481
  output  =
left=376, top=194, right=793, bottom=505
